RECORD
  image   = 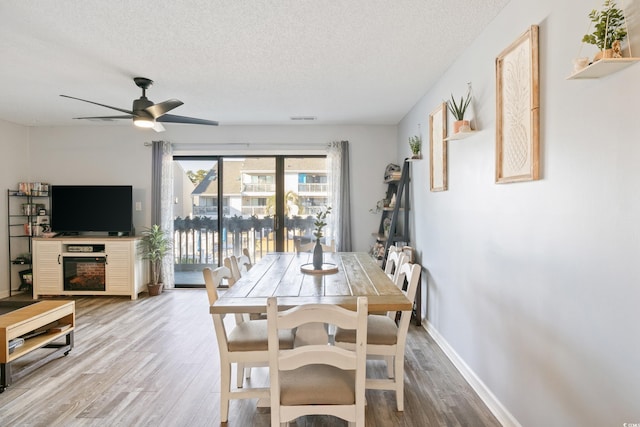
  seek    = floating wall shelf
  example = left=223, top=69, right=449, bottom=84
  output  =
left=567, top=58, right=640, bottom=79
left=444, top=130, right=479, bottom=141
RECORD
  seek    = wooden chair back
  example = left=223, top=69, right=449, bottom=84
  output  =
left=267, top=296, right=368, bottom=426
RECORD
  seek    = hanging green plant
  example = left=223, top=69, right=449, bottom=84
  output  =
left=408, top=135, right=422, bottom=156
left=582, top=0, right=627, bottom=50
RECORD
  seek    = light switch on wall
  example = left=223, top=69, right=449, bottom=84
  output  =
left=135, top=202, right=142, bottom=211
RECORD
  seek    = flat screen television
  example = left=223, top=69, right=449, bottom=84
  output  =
left=51, top=185, right=133, bottom=235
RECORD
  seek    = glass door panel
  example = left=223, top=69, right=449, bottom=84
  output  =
left=284, top=157, right=329, bottom=252
left=173, top=157, right=218, bottom=286
left=222, top=157, right=276, bottom=264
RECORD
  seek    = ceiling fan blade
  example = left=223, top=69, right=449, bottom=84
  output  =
left=157, top=114, right=219, bottom=126
left=145, top=99, right=183, bottom=119
left=152, top=122, right=166, bottom=132
left=60, top=95, right=135, bottom=115
left=73, top=115, right=133, bottom=121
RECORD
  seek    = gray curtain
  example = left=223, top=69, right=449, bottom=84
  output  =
left=151, top=140, right=175, bottom=288
left=328, top=140, right=352, bottom=251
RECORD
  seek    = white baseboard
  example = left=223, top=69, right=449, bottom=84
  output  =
left=424, top=321, right=522, bottom=427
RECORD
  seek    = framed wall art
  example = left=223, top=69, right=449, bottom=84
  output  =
left=495, top=24, right=540, bottom=183
left=429, top=102, right=447, bottom=192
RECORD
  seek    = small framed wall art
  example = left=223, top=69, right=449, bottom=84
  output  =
left=429, top=102, right=447, bottom=191
left=495, top=24, right=540, bottom=183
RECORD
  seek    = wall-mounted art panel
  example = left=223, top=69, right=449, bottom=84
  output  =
left=496, top=25, right=540, bottom=183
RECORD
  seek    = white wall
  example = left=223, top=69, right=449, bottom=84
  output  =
left=23, top=123, right=396, bottom=253
left=398, top=0, right=640, bottom=425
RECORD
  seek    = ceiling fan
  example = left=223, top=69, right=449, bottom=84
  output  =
left=60, top=77, right=218, bottom=132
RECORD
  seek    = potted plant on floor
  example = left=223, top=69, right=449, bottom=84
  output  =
left=582, top=0, right=627, bottom=61
left=447, top=91, right=472, bottom=134
left=139, top=224, right=172, bottom=296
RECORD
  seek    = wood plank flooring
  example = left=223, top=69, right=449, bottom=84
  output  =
left=0, top=290, right=501, bottom=426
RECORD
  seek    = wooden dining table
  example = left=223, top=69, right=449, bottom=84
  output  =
left=210, top=251, right=413, bottom=315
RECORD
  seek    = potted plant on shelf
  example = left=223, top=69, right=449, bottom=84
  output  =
left=312, top=206, right=331, bottom=270
left=447, top=91, right=472, bottom=134
left=408, top=135, right=422, bottom=159
left=582, top=0, right=627, bottom=62
left=139, top=224, right=172, bottom=296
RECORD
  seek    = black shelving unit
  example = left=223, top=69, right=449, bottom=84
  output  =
left=7, top=189, right=50, bottom=296
left=372, top=159, right=411, bottom=268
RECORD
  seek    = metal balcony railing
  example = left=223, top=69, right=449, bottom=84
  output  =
left=172, top=215, right=320, bottom=268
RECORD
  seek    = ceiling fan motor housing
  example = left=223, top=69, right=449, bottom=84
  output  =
left=133, top=97, right=154, bottom=118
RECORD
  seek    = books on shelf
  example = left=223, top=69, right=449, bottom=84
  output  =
left=8, top=338, right=25, bottom=354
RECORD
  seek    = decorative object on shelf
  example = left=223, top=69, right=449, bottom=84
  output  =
left=573, top=56, right=590, bottom=72
left=312, top=206, right=331, bottom=270
left=582, top=0, right=627, bottom=62
left=383, top=217, right=392, bottom=237
left=447, top=89, right=472, bottom=134
left=17, top=182, right=49, bottom=196
left=369, top=199, right=385, bottom=214
left=384, top=163, right=401, bottom=181
left=496, top=25, right=540, bottom=184
left=408, top=125, right=422, bottom=159
left=429, top=102, right=447, bottom=191
left=139, top=224, right=172, bottom=296
left=408, top=135, right=422, bottom=159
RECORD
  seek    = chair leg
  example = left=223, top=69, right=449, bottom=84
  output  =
left=221, top=362, right=231, bottom=422
left=395, top=355, right=404, bottom=411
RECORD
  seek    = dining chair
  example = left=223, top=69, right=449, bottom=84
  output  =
left=203, top=267, right=295, bottom=423
left=237, top=248, right=253, bottom=273
left=384, top=246, right=408, bottom=285
left=267, top=296, right=368, bottom=427
left=334, top=261, right=421, bottom=412
left=294, top=238, right=336, bottom=253
left=223, top=255, right=241, bottom=286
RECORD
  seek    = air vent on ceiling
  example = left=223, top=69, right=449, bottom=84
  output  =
left=290, top=116, right=317, bottom=121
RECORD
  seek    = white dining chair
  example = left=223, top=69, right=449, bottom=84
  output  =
left=334, top=261, right=421, bottom=412
left=203, top=267, right=295, bottom=423
left=237, top=248, right=253, bottom=273
left=267, top=296, right=368, bottom=427
left=223, top=255, right=241, bottom=287
left=384, top=247, right=409, bottom=285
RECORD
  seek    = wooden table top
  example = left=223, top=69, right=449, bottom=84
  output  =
left=210, top=252, right=412, bottom=314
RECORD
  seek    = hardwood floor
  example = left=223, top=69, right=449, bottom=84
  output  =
left=0, top=290, right=501, bottom=426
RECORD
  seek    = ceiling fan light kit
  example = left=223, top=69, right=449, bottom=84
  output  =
left=133, top=117, right=155, bottom=128
left=61, top=77, right=219, bottom=132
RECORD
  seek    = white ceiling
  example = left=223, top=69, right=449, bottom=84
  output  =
left=0, top=0, right=509, bottom=129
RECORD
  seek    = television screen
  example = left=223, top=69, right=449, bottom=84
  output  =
left=51, top=185, right=133, bottom=235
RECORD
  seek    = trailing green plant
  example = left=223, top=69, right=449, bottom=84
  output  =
left=312, top=206, right=331, bottom=240
left=139, top=224, right=172, bottom=286
left=447, top=91, right=472, bottom=121
left=582, top=0, right=627, bottom=50
left=408, top=135, right=422, bottom=155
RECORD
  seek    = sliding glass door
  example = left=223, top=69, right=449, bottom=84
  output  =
left=172, top=155, right=327, bottom=286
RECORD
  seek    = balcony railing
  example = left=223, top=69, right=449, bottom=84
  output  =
left=173, top=215, right=321, bottom=269
left=243, top=183, right=276, bottom=193
left=298, top=183, right=328, bottom=193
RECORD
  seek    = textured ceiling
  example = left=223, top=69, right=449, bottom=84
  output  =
left=0, top=0, right=509, bottom=128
